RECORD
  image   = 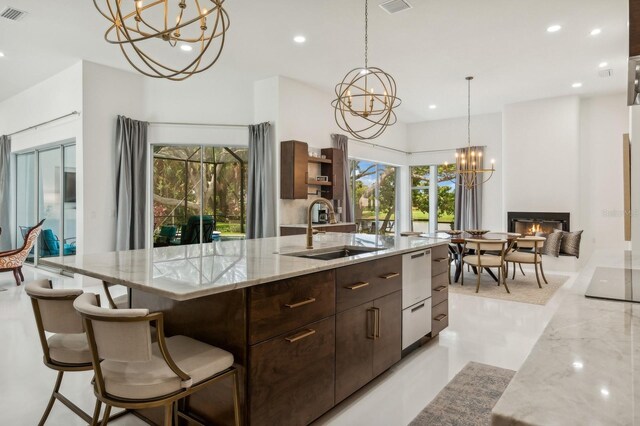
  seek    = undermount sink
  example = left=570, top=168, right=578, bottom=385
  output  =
left=282, top=246, right=383, bottom=261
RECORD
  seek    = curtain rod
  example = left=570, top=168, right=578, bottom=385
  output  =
left=148, top=121, right=251, bottom=129
left=349, top=138, right=487, bottom=155
left=6, top=111, right=81, bottom=137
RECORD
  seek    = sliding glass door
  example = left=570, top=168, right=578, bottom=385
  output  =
left=350, top=160, right=398, bottom=235
left=15, top=142, right=77, bottom=265
left=152, top=145, right=247, bottom=246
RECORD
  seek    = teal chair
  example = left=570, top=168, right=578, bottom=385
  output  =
left=154, top=225, right=178, bottom=246
left=180, top=216, right=215, bottom=245
left=41, top=229, right=76, bottom=257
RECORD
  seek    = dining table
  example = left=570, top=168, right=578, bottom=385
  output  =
left=423, top=231, right=522, bottom=283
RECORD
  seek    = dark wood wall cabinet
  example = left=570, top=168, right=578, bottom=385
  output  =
left=280, top=140, right=344, bottom=200
left=131, top=245, right=449, bottom=426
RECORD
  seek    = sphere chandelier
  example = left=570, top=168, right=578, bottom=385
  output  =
left=331, top=0, right=401, bottom=140
left=92, top=0, right=230, bottom=81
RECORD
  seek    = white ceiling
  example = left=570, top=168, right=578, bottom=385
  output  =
left=0, top=0, right=629, bottom=122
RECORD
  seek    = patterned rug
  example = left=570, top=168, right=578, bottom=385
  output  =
left=410, top=362, right=515, bottom=426
left=448, top=270, right=569, bottom=305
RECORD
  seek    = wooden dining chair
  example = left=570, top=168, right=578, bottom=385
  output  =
left=461, top=239, right=509, bottom=293
left=505, top=236, right=547, bottom=288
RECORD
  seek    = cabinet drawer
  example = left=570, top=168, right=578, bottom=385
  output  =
left=249, top=270, right=335, bottom=344
left=402, top=250, right=431, bottom=309
left=432, top=274, right=448, bottom=307
left=336, top=255, right=402, bottom=313
left=432, top=270, right=449, bottom=290
left=431, top=244, right=450, bottom=276
left=431, top=299, right=449, bottom=336
left=402, top=299, right=431, bottom=350
left=249, top=317, right=335, bottom=426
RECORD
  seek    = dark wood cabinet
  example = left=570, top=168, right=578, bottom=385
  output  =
left=280, top=140, right=344, bottom=201
left=430, top=245, right=450, bottom=339
left=281, top=140, right=309, bottom=199
left=249, top=317, right=336, bottom=426
left=631, top=0, right=640, bottom=57
left=335, top=301, right=374, bottom=403
left=372, top=291, right=402, bottom=377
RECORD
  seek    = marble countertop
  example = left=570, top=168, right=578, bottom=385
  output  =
left=492, top=250, right=640, bottom=425
left=41, top=233, right=447, bottom=301
left=280, top=222, right=356, bottom=228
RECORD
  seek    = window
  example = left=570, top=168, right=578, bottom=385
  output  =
left=411, top=164, right=456, bottom=233
left=350, top=160, right=397, bottom=235
left=152, top=145, right=247, bottom=245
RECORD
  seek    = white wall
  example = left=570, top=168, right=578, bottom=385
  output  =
left=503, top=96, right=581, bottom=228
left=407, top=113, right=503, bottom=230
left=579, top=93, right=629, bottom=253
left=0, top=63, right=83, bottom=249
left=82, top=61, right=145, bottom=254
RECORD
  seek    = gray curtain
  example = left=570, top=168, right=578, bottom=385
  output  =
left=247, top=122, right=276, bottom=239
left=454, top=146, right=483, bottom=231
left=331, top=134, right=353, bottom=223
left=0, top=135, right=11, bottom=250
left=115, top=116, right=148, bottom=250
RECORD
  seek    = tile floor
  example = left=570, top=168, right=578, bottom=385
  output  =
left=0, top=265, right=577, bottom=426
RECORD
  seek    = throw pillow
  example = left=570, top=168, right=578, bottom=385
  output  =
left=554, top=229, right=583, bottom=258
left=540, top=231, right=562, bottom=257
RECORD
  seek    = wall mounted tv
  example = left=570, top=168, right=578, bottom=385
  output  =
left=64, top=171, right=76, bottom=203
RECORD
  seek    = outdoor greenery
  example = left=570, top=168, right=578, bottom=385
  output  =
left=352, top=161, right=396, bottom=234
left=153, top=146, right=247, bottom=238
left=411, top=164, right=456, bottom=224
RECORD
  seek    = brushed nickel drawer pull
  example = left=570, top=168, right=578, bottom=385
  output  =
left=411, top=303, right=425, bottom=313
left=434, top=257, right=449, bottom=263
left=380, top=272, right=400, bottom=280
left=285, top=329, right=316, bottom=343
left=346, top=281, right=369, bottom=290
left=411, top=252, right=425, bottom=259
left=434, top=286, right=447, bottom=292
left=434, top=314, right=447, bottom=322
left=284, top=297, right=316, bottom=308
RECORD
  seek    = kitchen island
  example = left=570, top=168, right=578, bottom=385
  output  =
left=42, top=233, right=450, bottom=426
left=492, top=250, right=640, bottom=426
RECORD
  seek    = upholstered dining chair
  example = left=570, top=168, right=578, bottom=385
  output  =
left=25, top=280, right=103, bottom=425
left=505, top=236, right=548, bottom=288
left=461, top=239, right=509, bottom=294
left=73, top=292, right=241, bottom=426
left=0, top=219, right=44, bottom=285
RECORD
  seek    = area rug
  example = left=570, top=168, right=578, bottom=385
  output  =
left=448, top=270, right=569, bottom=305
left=410, top=362, right=515, bottom=426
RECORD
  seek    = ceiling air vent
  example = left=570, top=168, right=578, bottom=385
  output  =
left=379, top=0, right=412, bottom=15
left=0, top=6, right=27, bottom=21
left=598, top=69, right=613, bottom=78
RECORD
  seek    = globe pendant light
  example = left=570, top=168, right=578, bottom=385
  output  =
left=331, top=0, right=401, bottom=140
left=93, top=0, right=229, bottom=81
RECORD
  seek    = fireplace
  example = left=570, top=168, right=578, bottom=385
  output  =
left=507, top=212, right=570, bottom=236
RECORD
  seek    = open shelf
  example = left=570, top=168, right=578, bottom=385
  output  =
left=308, top=157, right=333, bottom=164
left=308, top=180, right=333, bottom=186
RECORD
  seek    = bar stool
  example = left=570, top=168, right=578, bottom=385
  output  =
left=25, top=280, right=114, bottom=425
left=73, top=292, right=241, bottom=426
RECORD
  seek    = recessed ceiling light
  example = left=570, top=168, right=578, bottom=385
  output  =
left=600, top=388, right=610, bottom=397
left=599, top=61, right=608, bottom=68
left=572, top=82, right=583, bottom=88
left=180, top=44, right=193, bottom=52
left=547, top=25, right=562, bottom=33
left=590, top=28, right=602, bottom=36
left=572, top=361, right=584, bottom=370
left=293, top=35, right=306, bottom=44
left=429, top=104, right=437, bottom=110
left=0, top=52, right=4, bottom=57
